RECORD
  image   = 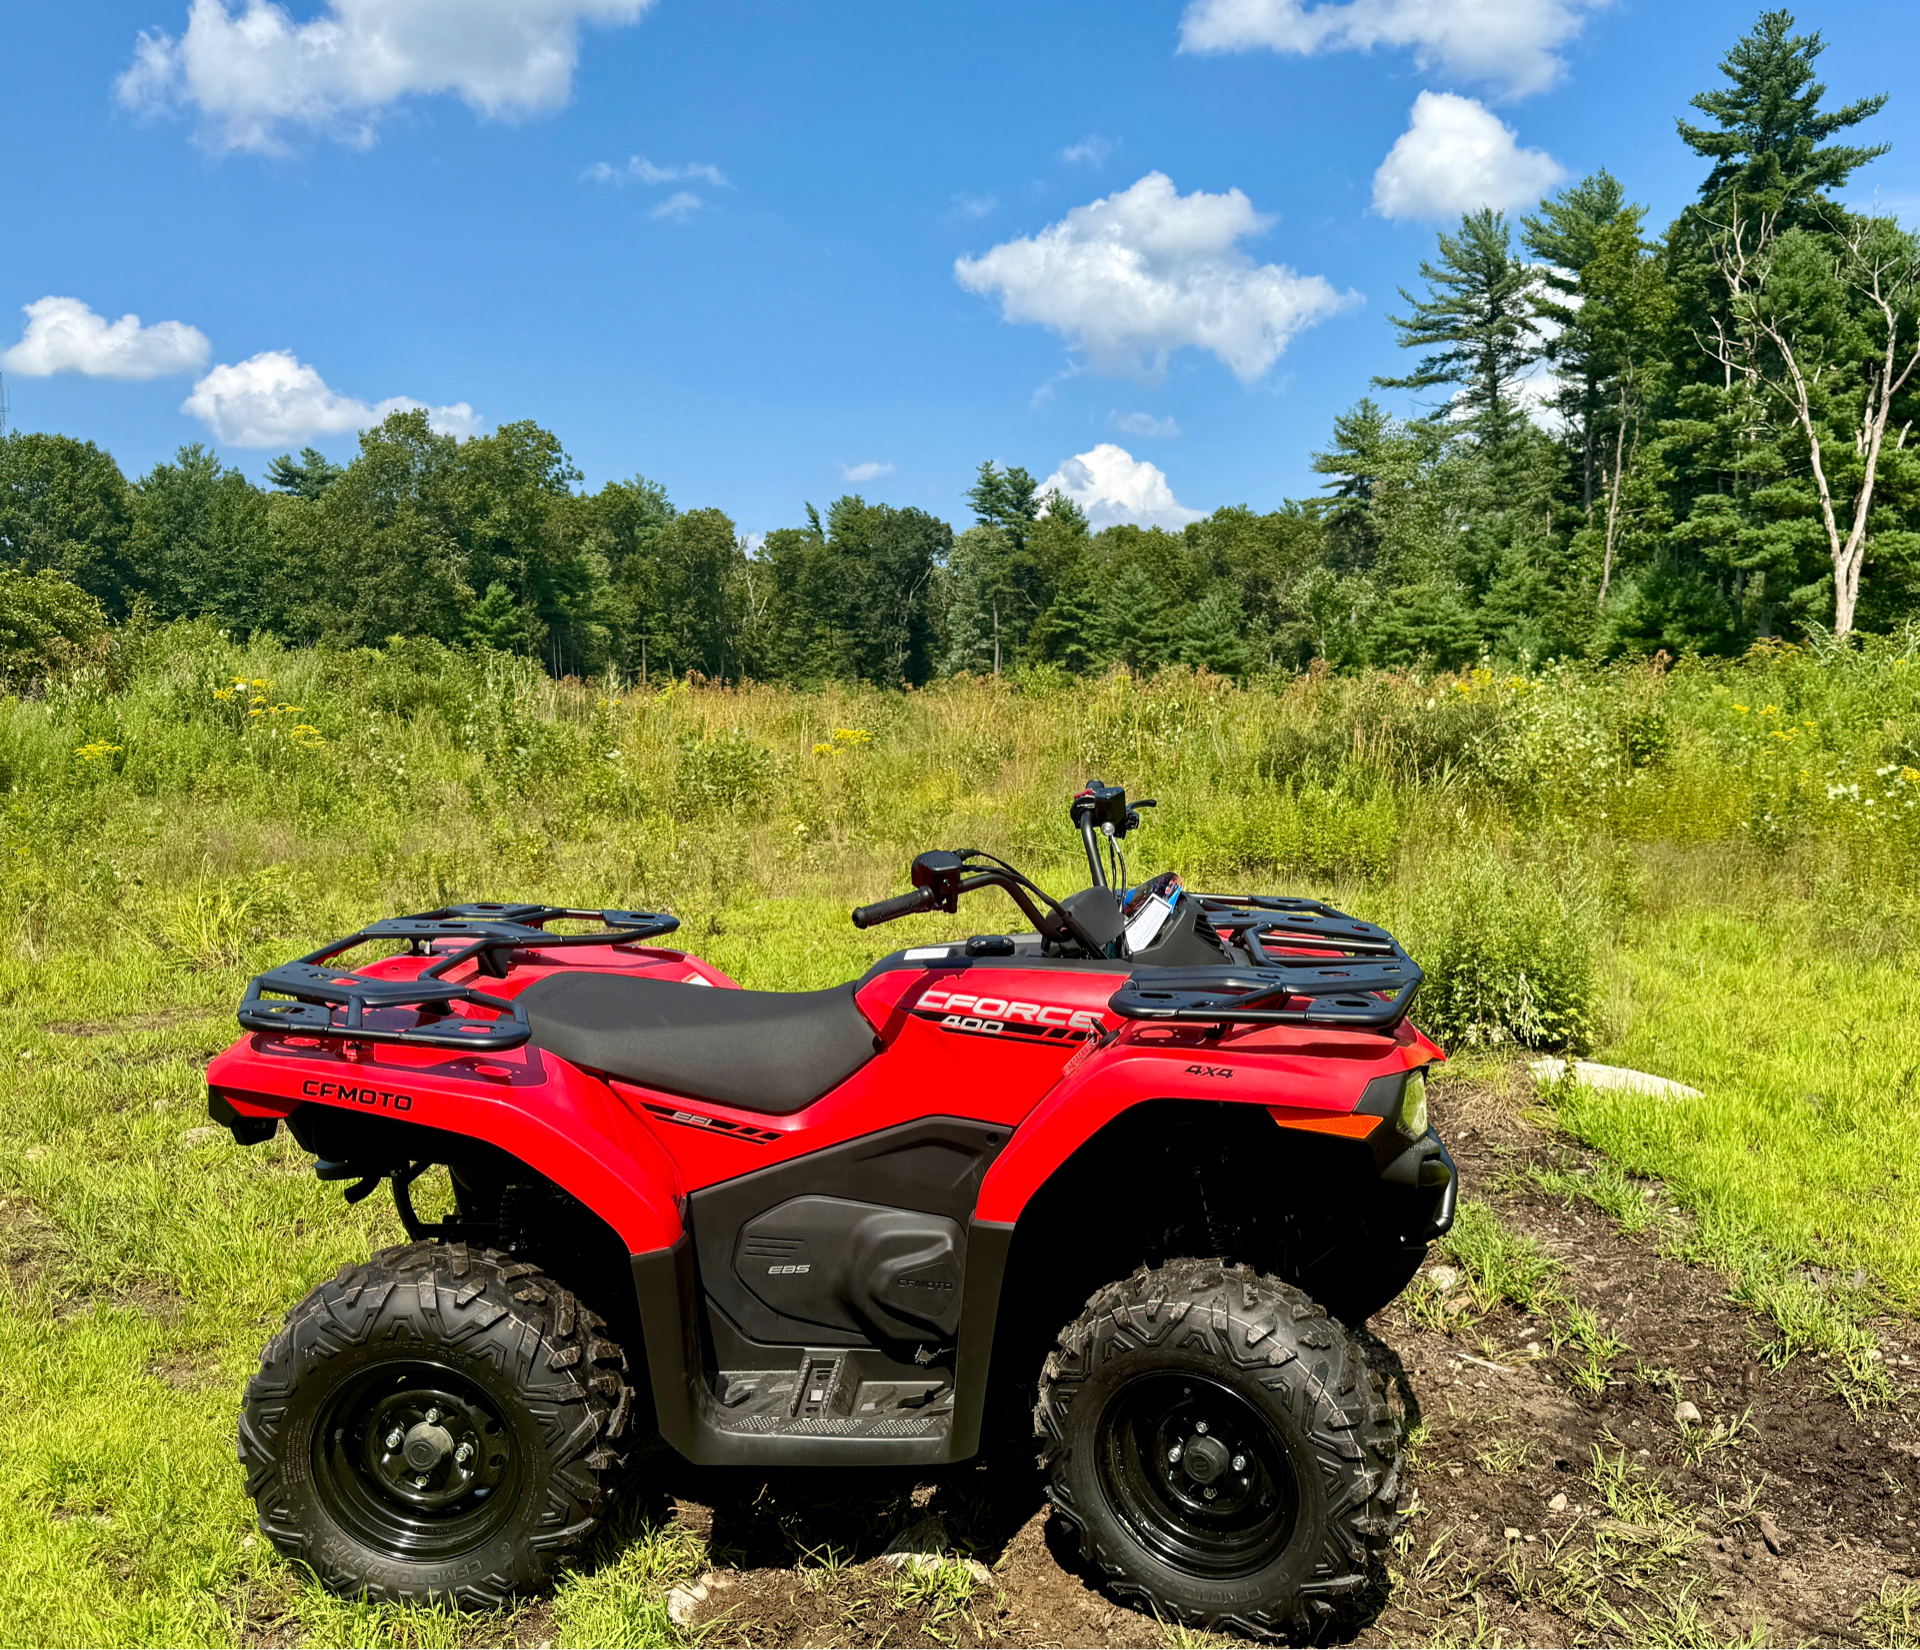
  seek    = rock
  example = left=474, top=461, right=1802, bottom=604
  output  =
left=179, top=1125, right=226, bottom=1149
left=666, top=1577, right=712, bottom=1627
left=961, top=1558, right=994, bottom=1586
left=1548, top=1492, right=1568, bottom=1513
left=1529, top=1057, right=1702, bottom=1101
left=1758, top=1513, right=1787, bottom=1556
left=1674, top=1400, right=1703, bottom=1426
left=1504, top=1527, right=1522, bottom=1541
left=883, top=1515, right=951, bottom=1571
left=1427, top=1265, right=1461, bottom=1294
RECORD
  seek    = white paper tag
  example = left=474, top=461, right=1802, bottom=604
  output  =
left=1124, top=895, right=1175, bottom=956
left=904, top=946, right=952, bottom=961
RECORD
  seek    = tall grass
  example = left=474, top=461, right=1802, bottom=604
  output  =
left=3, top=624, right=1919, bottom=1641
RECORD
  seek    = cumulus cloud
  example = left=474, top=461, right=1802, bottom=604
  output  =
left=182, top=350, right=479, bottom=446
left=1372, top=91, right=1564, bottom=219
left=954, top=172, right=1354, bottom=383
left=1177, top=0, right=1606, bottom=99
left=649, top=190, right=704, bottom=220
left=584, top=155, right=728, bottom=187
left=841, top=461, right=893, bottom=483
left=1040, top=444, right=1202, bottom=530
left=1113, top=410, right=1180, bottom=438
left=117, top=0, right=653, bottom=153
left=1060, top=134, right=1116, bottom=165
left=2, top=296, right=211, bottom=380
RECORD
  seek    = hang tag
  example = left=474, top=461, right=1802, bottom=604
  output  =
left=1124, top=894, right=1175, bottom=956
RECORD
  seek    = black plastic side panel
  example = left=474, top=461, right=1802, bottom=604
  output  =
left=689, top=1116, right=1006, bottom=1347
left=631, top=1214, right=1016, bottom=1467
left=948, top=1218, right=1013, bottom=1461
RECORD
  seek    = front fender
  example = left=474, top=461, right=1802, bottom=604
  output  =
left=975, top=1026, right=1432, bottom=1225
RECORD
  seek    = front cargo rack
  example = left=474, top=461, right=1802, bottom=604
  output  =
left=1108, top=894, right=1421, bottom=1032
left=237, top=903, right=680, bottom=1051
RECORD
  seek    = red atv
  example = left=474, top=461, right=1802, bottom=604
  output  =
left=208, top=782, right=1453, bottom=1639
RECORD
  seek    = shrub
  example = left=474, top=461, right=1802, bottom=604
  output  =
left=1403, top=851, right=1600, bottom=1053
left=0, top=566, right=107, bottom=683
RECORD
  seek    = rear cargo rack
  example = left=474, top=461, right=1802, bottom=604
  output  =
left=1108, top=894, right=1421, bottom=1032
left=238, top=903, right=680, bottom=1051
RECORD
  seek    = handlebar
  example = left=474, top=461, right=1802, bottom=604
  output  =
left=851, top=887, right=937, bottom=929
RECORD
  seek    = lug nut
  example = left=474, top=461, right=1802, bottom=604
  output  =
left=1232, top=1454, right=1246, bottom=1471
left=456, top=1442, right=473, bottom=1465
left=385, top=1429, right=403, bottom=1450
left=414, top=1475, right=429, bottom=1488
left=1204, top=1487, right=1218, bottom=1500
left=425, top=1407, right=440, bottom=1424
left=1195, top=1420, right=1209, bottom=1434
left=1168, top=1444, right=1183, bottom=1463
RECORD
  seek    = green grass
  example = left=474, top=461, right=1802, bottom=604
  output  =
left=2, top=629, right=1919, bottom=1641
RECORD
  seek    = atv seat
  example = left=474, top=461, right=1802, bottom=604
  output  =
left=517, top=972, right=880, bottom=1115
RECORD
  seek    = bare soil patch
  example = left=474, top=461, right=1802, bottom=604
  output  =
left=648, top=1078, right=1919, bottom=1647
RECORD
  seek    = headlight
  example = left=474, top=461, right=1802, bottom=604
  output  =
left=1395, top=1068, right=1429, bottom=1140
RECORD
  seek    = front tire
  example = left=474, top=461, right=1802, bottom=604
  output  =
left=239, top=1241, right=633, bottom=1607
left=1036, top=1259, right=1400, bottom=1642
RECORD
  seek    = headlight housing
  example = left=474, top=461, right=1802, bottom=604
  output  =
left=1394, top=1068, right=1429, bottom=1140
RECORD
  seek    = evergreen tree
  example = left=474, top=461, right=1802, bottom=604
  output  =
left=966, top=462, right=1041, bottom=550
left=1677, top=10, right=1887, bottom=221
left=265, top=448, right=345, bottom=500
left=1374, top=209, right=1541, bottom=448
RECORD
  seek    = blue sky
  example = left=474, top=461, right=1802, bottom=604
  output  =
left=6, top=0, right=1920, bottom=536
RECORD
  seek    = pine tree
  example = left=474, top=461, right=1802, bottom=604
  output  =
left=1677, top=9, right=1887, bottom=221
left=1524, top=173, right=1646, bottom=511
left=1374, top=209, right=1541, bottom=448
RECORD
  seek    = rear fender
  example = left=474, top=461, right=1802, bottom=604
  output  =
left=207, top=1034, right=685, bottom=1252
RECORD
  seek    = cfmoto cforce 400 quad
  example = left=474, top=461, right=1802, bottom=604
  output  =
left=208, top=783, right=1454, bottom=1639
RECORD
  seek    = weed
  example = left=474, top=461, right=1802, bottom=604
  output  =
left=1677, top=1406, right=1756, bottom=1468
left=1859, top=1580, right=1920, bottom=1650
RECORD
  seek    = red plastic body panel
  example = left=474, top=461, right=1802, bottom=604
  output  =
left=209, top=940, right=1445, bottom=1249
left=974, top=1016, right=1441, bottom=1223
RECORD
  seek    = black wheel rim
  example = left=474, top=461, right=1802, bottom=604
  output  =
left=312, top=1357, right=523, bottom=1558
left=1094, top=1371, right=1300, bottom=1579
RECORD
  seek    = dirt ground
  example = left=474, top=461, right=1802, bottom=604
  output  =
left=629, top=1077, right=1920, bottom=1648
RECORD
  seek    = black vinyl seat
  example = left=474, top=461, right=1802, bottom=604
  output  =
left=517, top=972, right=881, bottom=1115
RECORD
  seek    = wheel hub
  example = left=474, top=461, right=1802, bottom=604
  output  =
left=353, top=1383, right=507, bottom=1514
left=1180, top=1433, right=1230, bottom=1485
left=402, top=1421, right=455, bottom=1473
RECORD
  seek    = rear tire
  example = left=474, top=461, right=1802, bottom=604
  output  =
left=1036, top=1258, right=1401, bottom=1642
left=239, top=1240, right=634, bottom=1607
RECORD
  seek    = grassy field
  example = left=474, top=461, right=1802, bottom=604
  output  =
left=5, top=627, right=1920, bottom=1643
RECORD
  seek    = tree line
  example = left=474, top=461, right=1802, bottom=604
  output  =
left=2, top=9, right=1916, bottom=683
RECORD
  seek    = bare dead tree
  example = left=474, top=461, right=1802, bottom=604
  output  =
left=1699, top=204, right=1920, bottom=636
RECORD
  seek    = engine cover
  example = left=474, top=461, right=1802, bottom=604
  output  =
left=735, top=1195, right=965, bottom=1341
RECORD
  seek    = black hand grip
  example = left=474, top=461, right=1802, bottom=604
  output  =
left=851, top=888, right=936, bottom=929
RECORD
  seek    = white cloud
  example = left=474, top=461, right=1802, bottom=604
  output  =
left=952, top=191, right=998, bottom=220
left=1040, top=443, right=1203, bottom=530
left=117, top=0, right=653, bottom=153
left=1060, top=134, right=1116, bottom=165
left=841, top=461, right=893, bottom=483
left=1372, top=91, right=1564, bottom=219
left=1177, top=0, right=1605, bottom=99
left=585, top=154, right=728, bottom=187
left=954, top=171, right=1355, bottom=384
left=649, top=190, right=704, bottom=220
left=1113, top=410, right=1180, bottom=438
left=182, top=350, right=479, bottom=446
left=2, top=296, right=211, bottom=380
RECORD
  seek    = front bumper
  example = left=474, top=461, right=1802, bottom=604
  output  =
left=1380, top=1127, right=1458, bottom=1245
